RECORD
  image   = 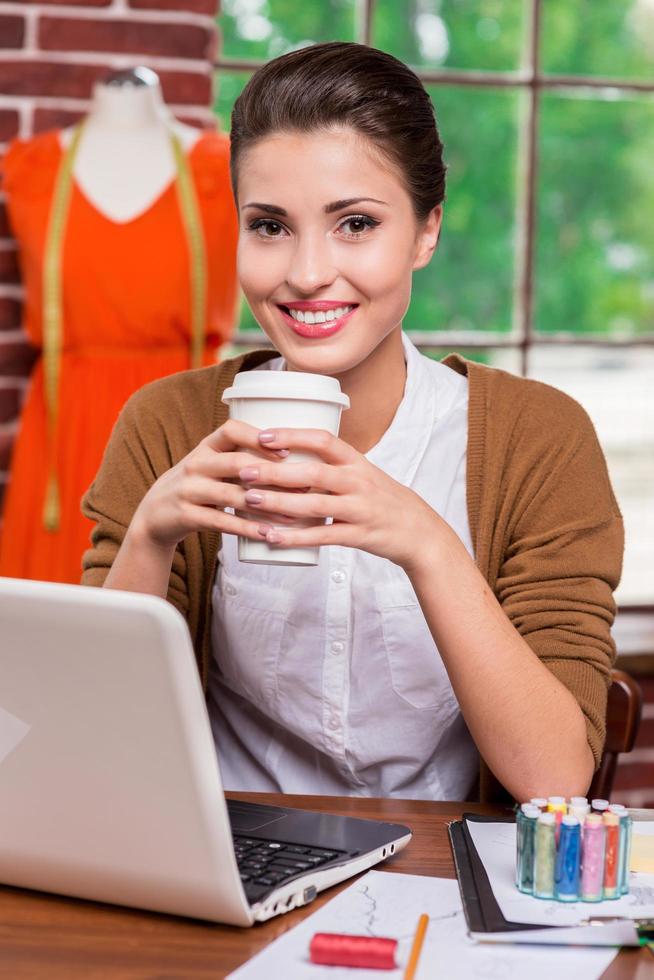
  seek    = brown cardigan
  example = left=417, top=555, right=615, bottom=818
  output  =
left=81, top=350, right=624, bottom=802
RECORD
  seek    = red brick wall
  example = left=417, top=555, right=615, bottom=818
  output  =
left=0, top=0, right=220, bottom=513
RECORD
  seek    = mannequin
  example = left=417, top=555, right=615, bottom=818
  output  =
left=61, top=67, right=200, bottom=223
left=0, top=65, right=239, bottom=583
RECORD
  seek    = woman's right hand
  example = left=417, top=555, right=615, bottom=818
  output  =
left=131, top=419, right=291, bottom=551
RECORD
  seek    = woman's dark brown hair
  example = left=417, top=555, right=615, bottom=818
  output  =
left=229, top=41, right=446, bottom=222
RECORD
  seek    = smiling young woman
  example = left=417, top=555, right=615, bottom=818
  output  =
left=82, top=42, right=624, bottom=804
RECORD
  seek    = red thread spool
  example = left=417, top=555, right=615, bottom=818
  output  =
left=309, top=933, right=398, bottom=969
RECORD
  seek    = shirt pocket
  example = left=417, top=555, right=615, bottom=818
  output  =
left=375, top=580, right=457, bottom=713
left=212, top=567, right=292, bottom=710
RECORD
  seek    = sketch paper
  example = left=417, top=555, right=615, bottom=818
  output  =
left=631, top=823, right=654, bottom=874
left=467, top=819, right=654, bottom=927
left=228, top=871, right=618, bottom=979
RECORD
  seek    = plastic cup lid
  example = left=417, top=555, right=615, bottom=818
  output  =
left=521, top=803, right=541, bottom=815
left=562, top=815, right=580, bottom=826
left=222, top=369, right=350, bottom=408
left=570, top=796, right=588, bottom=806
left=591, top=799, right=609, bottom=810
left=547, top=796, right=566, bottom=805
left=538, top=812, right=556, bottom=824
left=585, top=814, right=602, bottom=826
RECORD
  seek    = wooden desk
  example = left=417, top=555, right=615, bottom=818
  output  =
left=0, top=793, right=650, bottom=979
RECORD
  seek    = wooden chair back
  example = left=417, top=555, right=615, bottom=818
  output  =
left=588, top=668, right=643, bottom=800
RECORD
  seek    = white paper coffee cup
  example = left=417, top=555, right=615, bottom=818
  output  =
left=222, top=370, right=350, bottom=565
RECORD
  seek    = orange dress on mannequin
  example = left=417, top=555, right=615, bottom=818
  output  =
left=0, top=129, right=239, bottom=583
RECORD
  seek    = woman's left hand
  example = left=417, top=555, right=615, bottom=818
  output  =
left=237, top=427, right=444, bottom=573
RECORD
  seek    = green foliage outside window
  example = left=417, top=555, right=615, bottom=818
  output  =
left=219, top=0, right=357, bottom=61
left=372, top=0, right=524, bottom=72
left=537, top=93, right=654, bottom=337
left=541, top=1, right=654, bottom=79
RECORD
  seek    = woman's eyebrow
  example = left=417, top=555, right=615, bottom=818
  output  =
left=242, top=202, right=287, bottom=216
left=324, top=197, right=388, bottom=213
left=242, top=197, right=388, bottom=217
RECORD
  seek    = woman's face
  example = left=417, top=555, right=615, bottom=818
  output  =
left=236, top=126, right=441, bottom=378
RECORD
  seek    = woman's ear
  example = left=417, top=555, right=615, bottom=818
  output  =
left=413, top=205, right=443, bottom=271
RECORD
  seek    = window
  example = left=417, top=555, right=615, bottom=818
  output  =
left=215, top=0, right=654, bottom=619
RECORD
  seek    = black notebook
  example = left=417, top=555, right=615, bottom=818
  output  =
left=448, top=812, right=552, bottom=935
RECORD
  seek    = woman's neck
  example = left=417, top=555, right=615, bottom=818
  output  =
left=86, top=82, right=170, bottom=132
left=334, top=329, right=407, bottom=455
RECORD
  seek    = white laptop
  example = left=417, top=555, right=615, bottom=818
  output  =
left=0, top=577, right=411, bottom=925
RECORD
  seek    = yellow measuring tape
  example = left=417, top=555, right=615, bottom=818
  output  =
left=41, top=124, right=208, bottom=531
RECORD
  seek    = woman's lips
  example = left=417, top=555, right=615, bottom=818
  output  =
left=276, top=304, right=358, bottom=338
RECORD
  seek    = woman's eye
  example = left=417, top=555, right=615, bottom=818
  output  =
left=249, top=219, right=287, bottom=238
left=338, top=215, right=380, bottom=238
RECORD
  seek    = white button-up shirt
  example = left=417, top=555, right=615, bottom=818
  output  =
left=208, top=332, right=479, bottom=800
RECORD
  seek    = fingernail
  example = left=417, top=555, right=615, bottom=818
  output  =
left=259, top=431, right=276, bottom=443
left=257, top=525, right=270, bottom=537
left=275, top=449, right=290, bottom=458
left=266, top=530, right=283, bottom=544
left=239, top=466, right=259, bottom=482
left=244, top=489, right=264, bottom=504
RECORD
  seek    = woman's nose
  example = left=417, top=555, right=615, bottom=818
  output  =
left=285, top=234, right=337, bottom=295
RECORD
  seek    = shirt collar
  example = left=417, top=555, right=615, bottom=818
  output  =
left=365, top=331, right=438, bottom=486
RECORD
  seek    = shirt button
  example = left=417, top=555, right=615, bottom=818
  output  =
left=330, top=641, right=344, bottom=655
left=328, top=717, right=340, bottom=731
left=331, top=569, right=346, bottom=583
left=225, top=584, right=237, bottom=596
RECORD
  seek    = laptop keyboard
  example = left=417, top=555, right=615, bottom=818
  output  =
left=233, top=835, right=347, bottom=902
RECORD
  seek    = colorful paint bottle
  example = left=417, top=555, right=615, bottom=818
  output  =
left=547, top=796, right=567, bottom=843
left=624, top=811, right=633, bottom=896
left=591, top=798, right=609, bottom=815
left=568, top=801, right=590, bottom=821
left=581, top=813, right=605, bottom=902
left=609, top=805, right=632, bottom=896
left=602, top=812, right=620, bottom=899
left=569, top=796, right=588, bottom=815
left=555, top=815, right=581, bottom=902
left=516, top=804, right=540, bottom=893
left=608, top=805, right=626, bottom=895
left=534, top=812, right=556, bottom=899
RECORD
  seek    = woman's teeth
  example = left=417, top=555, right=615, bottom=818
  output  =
left=287, top=305, right=354, bottom=324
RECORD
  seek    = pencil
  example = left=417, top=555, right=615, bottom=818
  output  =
left=404, top=913, right=429, bottom=980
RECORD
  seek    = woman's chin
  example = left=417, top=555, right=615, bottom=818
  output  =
left=271, top=336, right=363, bottom=375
